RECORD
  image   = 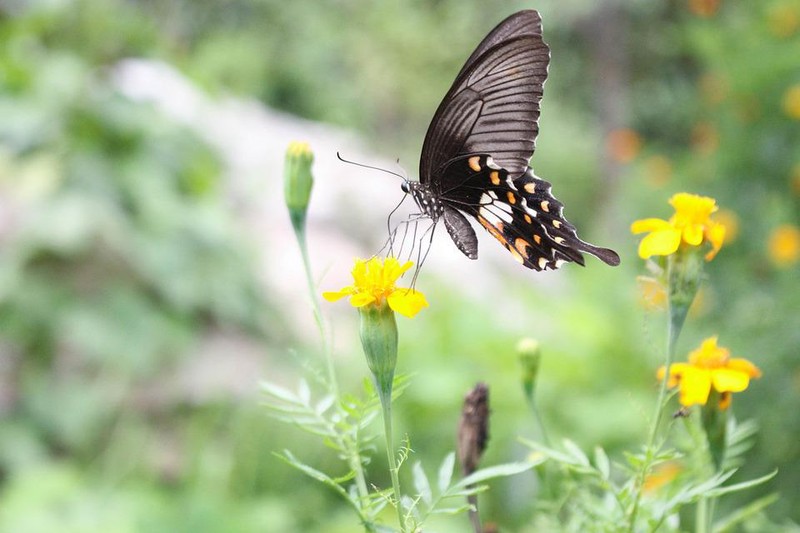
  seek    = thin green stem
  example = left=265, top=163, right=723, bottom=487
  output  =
left=378, top=385, right=406, bottom=533
left=696, top=495, right=709, bottom=533
left=293, top=225, right=371, bottom=513
left=628, top=257, right=692, bottom=532
left=295, top=226, right=340, bottom=399
left=530, top=399, right=551, bottom=447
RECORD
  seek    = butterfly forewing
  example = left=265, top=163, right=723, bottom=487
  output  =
left=410, top=10, right=620, bottom=270
left=420, top=10, right=549, bottom=182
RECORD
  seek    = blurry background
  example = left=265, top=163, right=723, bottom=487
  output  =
left=0, top=0, right=798, bottom=531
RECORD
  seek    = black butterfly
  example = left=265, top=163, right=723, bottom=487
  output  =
left=402, top=10, right=620, bottom=271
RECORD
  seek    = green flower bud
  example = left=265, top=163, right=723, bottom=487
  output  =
left=359, top=301, right=398, bottom=399
left=284, top=141, right=314, bottom=233
left=517, top=337, right=542, bottom=404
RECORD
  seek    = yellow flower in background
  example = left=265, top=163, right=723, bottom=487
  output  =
left=658, top=337, right=761, bottom=410
left=636, top=276, right=667, bottom=311
left=323, top=257, right=428, bottom=318
left=783, top=85, right=800, bottom=120
left=768, top=224, right=800, bottom=267
left=631, top=193, right=726, bottom=260
left=643, top=461, right=683, bottom=493
left=768, top=3, right=800, bottom=38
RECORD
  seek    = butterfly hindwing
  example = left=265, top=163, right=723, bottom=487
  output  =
left=438, top=154, right=619, bottom=270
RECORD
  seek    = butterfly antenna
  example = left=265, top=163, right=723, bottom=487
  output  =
left=337, top=152, right=406, bottom=181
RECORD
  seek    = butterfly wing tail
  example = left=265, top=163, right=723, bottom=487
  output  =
left=575, top=241, right=621, bottom=266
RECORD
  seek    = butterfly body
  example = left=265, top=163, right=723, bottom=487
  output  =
left=404, top=10, right=620, bottom=271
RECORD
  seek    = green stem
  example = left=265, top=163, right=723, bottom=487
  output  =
left=627, top=257, right=692, bottom=532
left=293, top=224, right=371, bottom=513
left=377, top=383, right=406, bottom=533
left=530, top=398, right=551, bottom=447
left=696, top=495, right=709, bottom=533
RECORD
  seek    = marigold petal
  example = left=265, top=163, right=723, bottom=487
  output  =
left=683, top=224, right=704, bottom=246
left=638, top=228, right=682, bottom=258
left=678, top=367, right=712, bottom=406
left=728, top=358, right=762, bottom=378
left=323, top=287, right=355, bottom=302
left=711, top=368, right=750, bottom=393
left=351, top=259, right=368, bottom=286
left=658, top=362, right=691, bottom=387
left=381, top=257, right=413, bottom=286
left=387, top=289, right=428, bottom=318
left=631, top=218, right=672, bottom=234
left=350, top=293, right=377, bottom=307
left=670, top=193, right=717, bottom=218
left=705, top=222, right=726, bottom=260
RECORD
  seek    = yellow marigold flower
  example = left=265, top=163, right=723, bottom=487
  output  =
left=657, top=337, right=761, bottom=409
left=631, top=193, right=726, bottom=261
left=768, top=224, right=800, bottom=267
left=323, top=257, right=428, bottom=318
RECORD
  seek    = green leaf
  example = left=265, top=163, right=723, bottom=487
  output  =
left=563, top=439, right=590, bottom=466
left=594, top=446, right=610, bottom=480
left=704, top=470, right=778, bottom=498
left=412, top=461, right=433, bottom=505
left=714, top=492, right=780, bottom=532
left=452, top=461, right=537, bottom=491
left=275, top=450, right=348, bottom=498
left=437, top=452, right=455, bottom=493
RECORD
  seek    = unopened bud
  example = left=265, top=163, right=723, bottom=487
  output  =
left=517, top=338, right=542, bottom=403
left=283, top=141, right=314, bottom=232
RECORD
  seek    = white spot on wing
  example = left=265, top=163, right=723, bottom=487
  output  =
left=479, top=206, right=503, bottom=226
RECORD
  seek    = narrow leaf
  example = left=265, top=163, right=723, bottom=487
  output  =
left=563, top=439, right=590, bottom=466
left=453, top=461, right=536, bottom=491
left=438, top=453, right=456, bottom=493
left=413, top=461, right=433, bottom=505
left=704, top=470, right=777, bottom=498
left=595, top=446, right=611, bottom=480
left=261, top=381, right=298, bottom=403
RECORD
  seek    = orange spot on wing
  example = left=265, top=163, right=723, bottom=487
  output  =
left=533, top=234, right=542, bottom=245
left=541, top=201, right=550, bottom=212
left=507, top=246, right=525, bottom=264
left=514, top=238, right=531, bottom=258
left=490, top=171, right=500, bottom=185
left=468, top=156, right=481, bottom=172
left=524, top=182, right=536, bottom=194
left=524, top=214, right=532, bottom=224
left=507, top=191, right=516, bottom=204
left=478, top=216, right=508, bottom=245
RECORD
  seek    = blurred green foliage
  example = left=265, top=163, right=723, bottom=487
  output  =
left=1, top=0, right=799, bottom=531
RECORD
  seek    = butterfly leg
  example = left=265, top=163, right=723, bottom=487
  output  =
left=410, top=218, right=437, bottom=288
